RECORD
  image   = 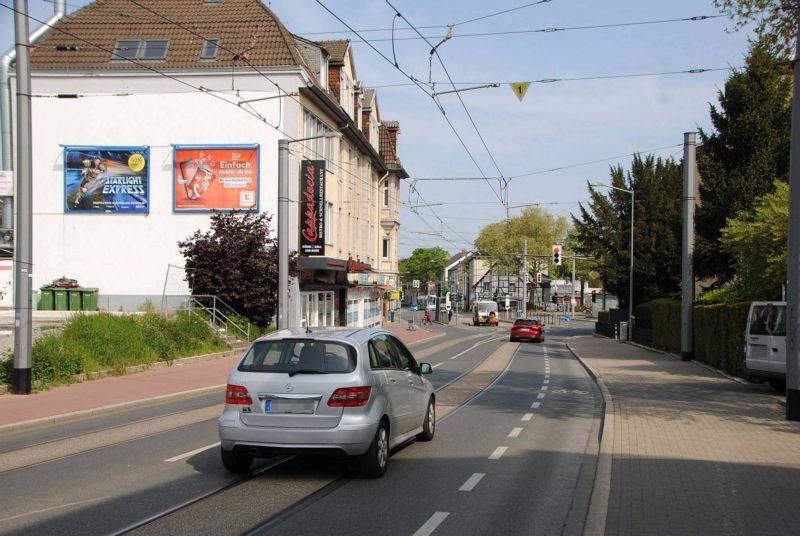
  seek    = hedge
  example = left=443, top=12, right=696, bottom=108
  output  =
left=634, top=299, right=682, bottom=354
left=693, top=302, right=750, bottom=375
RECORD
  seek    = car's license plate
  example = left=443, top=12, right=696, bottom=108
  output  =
left=264, top=400, right=272, bottom=412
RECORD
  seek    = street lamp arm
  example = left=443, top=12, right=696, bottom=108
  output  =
left=589, top=182, right=632, bottom=194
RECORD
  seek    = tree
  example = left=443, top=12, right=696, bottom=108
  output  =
left=473, top=206, right=569, bottom=276
left=721, top=180, right=789, bottom=300
left=572, top=154, right=683, bottom=307
left=695, top=39, right=791, bottom=284
left=399, top=247, right=450, bottom=286
left=713, top=1, right=800, bottom=57
left=178, top=211, right=284, bottom=326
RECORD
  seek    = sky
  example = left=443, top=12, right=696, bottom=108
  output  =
left=0, top=0, right=757, bottom=259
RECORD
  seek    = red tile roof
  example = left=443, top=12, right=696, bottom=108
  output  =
left=30, top=0, right=308, bottom=71
left=317, top=40, right=349, bottom=64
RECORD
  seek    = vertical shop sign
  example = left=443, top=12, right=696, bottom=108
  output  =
left=300, top=160, right=325, bottom=256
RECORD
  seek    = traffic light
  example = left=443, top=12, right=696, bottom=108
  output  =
left=552, top=244, right=562, bottom=266
left=536, top=272, right=542, bottom=284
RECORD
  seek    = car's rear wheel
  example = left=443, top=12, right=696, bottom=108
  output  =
left=220, top=447, right=253, bottom=473
left=360, top=421, right=389, bottom=478
left=417, top=398, right=435, bottom=441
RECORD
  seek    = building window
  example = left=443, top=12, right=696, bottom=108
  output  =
left=382, top=238, right=390, bottom=259
left=382, top=180, right=389, bottom=207
left=112, top=39, right=169, bottom=61
left=200, top=38, right=220, bottom=59
left=302, top=109, right=334, bottom=163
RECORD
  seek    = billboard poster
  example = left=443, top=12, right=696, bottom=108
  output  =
left=64, top=146, right=149, bottom=213
left=299, top=160, right=325, bottom=256
left=173, top=145, right=259, bottom=212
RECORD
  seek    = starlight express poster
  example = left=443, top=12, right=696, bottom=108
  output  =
left=173, top=145, right=259, bottom=212
left=64, top=146, right=150, bottom=213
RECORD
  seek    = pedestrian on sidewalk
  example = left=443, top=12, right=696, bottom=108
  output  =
left=448, top=308, right=453, bottom=324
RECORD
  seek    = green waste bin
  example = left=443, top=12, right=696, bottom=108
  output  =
left=40, top=288, right=55, bottom=310
left=53, top=288, right=69, bottom=311
left=68, top=288, right=83, bottom=311
left=81, top=288, right=98, bottom=311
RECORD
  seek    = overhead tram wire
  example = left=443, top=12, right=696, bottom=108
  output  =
left=300, top=0, right=555, bottom=36
left=315, top=0, right=507, bottom=209
left=385, top=0, right=509, bottom=190
left=367, top=68, right=734, bottom=89
left=298, top=12, right=724, bottom=41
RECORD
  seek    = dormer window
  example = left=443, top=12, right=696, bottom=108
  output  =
left=201, top=38, right=220, bottom=59
left=112, top=39, right=169, bottom=61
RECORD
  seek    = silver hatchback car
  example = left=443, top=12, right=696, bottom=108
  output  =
left=218, top=328, right=435, bottom=477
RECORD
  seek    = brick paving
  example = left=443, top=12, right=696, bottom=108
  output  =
left=569, top=336, right=800, bottom=536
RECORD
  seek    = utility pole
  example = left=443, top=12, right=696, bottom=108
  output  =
left=522, top=239, right=527, bottom=318
left=277, top=139, right=290, bottom=330
left=571, top=255, right=576, bottom=318
left=681, top=132, right=697, bottom=362
left=12, top=0, right=32, bottom=395
left=786, top=10, right=800, bottom=421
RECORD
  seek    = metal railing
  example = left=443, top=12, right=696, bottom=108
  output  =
left=161, top=294, right=251, bottom=342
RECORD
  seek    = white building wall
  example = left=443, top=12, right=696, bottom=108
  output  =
left=25, top=71, right=302, bottom=307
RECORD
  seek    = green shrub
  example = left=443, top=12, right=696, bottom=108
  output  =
left=635, top=300, right=681, bottom=352
left=2, top=312, right=228, bottom=390
left=693, top=302, right=750, bottom=374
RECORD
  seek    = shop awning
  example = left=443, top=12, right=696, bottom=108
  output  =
left=296, top=257, right=348, bottom=271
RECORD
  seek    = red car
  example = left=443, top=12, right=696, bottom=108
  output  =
left=510, top=318, right=545, bottom=343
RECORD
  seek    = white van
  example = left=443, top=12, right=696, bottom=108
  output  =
left=744, top=301, right=787, bottom=389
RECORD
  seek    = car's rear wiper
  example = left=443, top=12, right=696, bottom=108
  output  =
left=287, top=369, right=329, bottom=377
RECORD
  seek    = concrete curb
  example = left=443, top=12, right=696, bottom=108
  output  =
left=0, top=384, right=227, bottom=435
left=0, top=330, right=445, bottom=434
left=567, top=342, right=613, bottom=536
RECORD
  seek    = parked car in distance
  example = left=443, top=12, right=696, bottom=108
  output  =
left=218, top=328, right=436, bottom=478
left=473, top=300, right=499, bottom=326
left=410, top=303, right=419, bottom=311
left=743, top=301, right=786, bottom=390
left=510, top=318, right=545, bottom=343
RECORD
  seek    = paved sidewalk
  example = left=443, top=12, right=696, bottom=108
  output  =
left=569, top=336, right=800, bottom=536
left=0, top=323, right=444, bottom=432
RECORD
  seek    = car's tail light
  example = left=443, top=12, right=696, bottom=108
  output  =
left=225, top=384, right=253, bottom=405
left=328, top=386, right=372, bottom=407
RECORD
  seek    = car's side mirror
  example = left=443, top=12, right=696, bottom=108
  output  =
left=419, top=362, right=433, bottom=375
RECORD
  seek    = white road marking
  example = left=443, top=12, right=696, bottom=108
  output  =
left=545, top=374, right=550, bottom=379
left=544, top=379, right=549, bottom=384
left=432, top=363, right=444, bottom=369
left=541, top=386, right=548, bottom=391
left=0, top=497, right=107, bottom=523
left=531, top=402, right=541, bottom=409
left=489, top=446, right=508, bottom=460
left=449, top=336, right=504, bottom=360
left=508, top=427, right=523, bottom=438
left=522, top=413, right=533, bottom=421
left=538, top=393, right=546, bottom=399
left=459, top=473, right=486, bottom=492
left=414, top=512, right=450, bottom=536
left=164, top=442, right=220, bottom=462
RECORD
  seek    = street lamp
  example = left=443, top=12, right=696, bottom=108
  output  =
left=278, top=130, right=341, bottom=330
left=591, top=182, right=635, bottom=341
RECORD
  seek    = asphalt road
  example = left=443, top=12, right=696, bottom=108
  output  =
left=0, top=322, right=600, bottom=536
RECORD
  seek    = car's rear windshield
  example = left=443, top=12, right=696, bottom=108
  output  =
left=514, top=319, right=539, bottom=326
left=477, top=303, right=497, bottom=312
left=238, top=339, right=357, bottom=374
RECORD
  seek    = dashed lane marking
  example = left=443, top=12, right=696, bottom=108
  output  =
left=537, top=393, right=546, bottom=399
left=522, top=413, right=533, bottom=421
left=508, top=427, right=523, bottom=438
left=543, top=379, right=549, bottom=384
left=531, top=402, right=541, bottom=409
left=432, top=363, right=444, bottom=369
left=163, top=442, right=220, bottom=462
left=489, top=446, right=508, bottom=460
left=541, top=386, right=548, bottom=391
left=413, top=512, right=450, bottom=536
left=458, top=473, right=486, bottom=492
